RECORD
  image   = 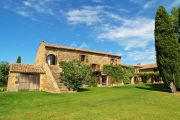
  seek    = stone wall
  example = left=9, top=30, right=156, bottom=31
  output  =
left=35, top=42, right=46, bottom=65
left=40, top=64, right=60, bottom=93
left=34, top=42, right=121, bottom=91
left=7, top=73, right=20, bottom=91
left=7, top=72, right=44, bottom=92
left=45, top=47, right=121, bottom=70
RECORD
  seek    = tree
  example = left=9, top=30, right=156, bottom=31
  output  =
left=169, top=7, right=180, bottom=42
left=155, top=6, right=180, bottom=93
left=59, top=61, right=93, bottom=91
left=103, top=65, right=134, bottom=85
left=0, top=62, right=9, bottom=86
left=16, top=56, right=21, bottom=63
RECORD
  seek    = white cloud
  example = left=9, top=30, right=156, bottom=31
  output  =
left=22, top=0, right=54, bottom=15
left=97, top=16, right=154, bottom=50
left=2, top=0, right=54, bottom=20
left=66, top=6, right=103, bottom=25
left=65, top=6, right=154, bottom=51
left=16, top=10, right=30, bottom=17
left=124, top=49, right=156, bottom=64
left=143, top=1, right=154, bottom=9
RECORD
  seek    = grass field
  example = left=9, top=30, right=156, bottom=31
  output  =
left=0, top=84, right=180, bottom=120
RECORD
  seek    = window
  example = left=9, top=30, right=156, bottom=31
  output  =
left=47, top=54, right=56, bottom=65
left=80, top=55, right=86, bottom=62
left=91, top=64, right=100, bottom=71
left=111, top=58, right=115, bottom=64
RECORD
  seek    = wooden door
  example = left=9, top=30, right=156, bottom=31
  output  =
left=18, top=74, right=40, bottom=91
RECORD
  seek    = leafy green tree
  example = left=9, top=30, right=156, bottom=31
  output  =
left=59, top=61, right=93, bottom=91
left=155, top=6, right=180, bottom=93
left=0, top=62, right=9, bottom=86
left=16, top=56, right=21, bottom=63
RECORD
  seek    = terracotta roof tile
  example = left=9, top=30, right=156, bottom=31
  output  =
left=138, top=64, right=157, bottom=69
left=44, top=43, right=121, bottom=58
left=10, top=64, right=45, bottom=74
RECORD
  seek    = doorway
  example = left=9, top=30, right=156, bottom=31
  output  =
left=18, top=74, right=40, bottom=91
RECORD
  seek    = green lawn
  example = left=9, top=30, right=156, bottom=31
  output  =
left=0, top=84, right=180, bottom=120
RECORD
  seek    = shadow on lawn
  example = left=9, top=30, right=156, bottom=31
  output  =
left=78, top=88, right=90, bottom=92
left=136, top=84, right=171, bottom=93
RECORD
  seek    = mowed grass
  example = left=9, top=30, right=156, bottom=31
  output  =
left=0, top=84, right=180, bottom=120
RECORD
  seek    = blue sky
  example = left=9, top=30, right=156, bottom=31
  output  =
left=0, top=0, right=180, bottom=65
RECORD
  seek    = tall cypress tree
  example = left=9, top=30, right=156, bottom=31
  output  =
left=16, top=56, right=21, bottom=63
left=155, top=6, right=180, bottom=93
left=169, top=7, right=180, bottom=42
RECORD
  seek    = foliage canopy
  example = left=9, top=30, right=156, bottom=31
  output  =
left=155, top=6, right=180, bottom=92
left=103, top=64, right=134, bottom=84
left=59, top=61, right=93, bottom=91
left=0, top=62, right=9, bottom=86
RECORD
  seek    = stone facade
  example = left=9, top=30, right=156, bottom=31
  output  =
left=35, top=42, right=121, bottom=70
left=7, top=41, right=121, bottom=93
left=131, top=64, right=159, bottom=84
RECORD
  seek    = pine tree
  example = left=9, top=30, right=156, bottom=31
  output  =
left=16, top=56, right=21, bottom=63
left=155, top=6, right=180, bottom=93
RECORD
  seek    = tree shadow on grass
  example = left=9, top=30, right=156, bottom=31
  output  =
left=136, top=83, right=171, bottom=93
left=78, top=88, right=91, bottom=92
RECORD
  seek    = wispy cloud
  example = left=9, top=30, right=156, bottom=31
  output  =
left=97, top=16, right=154, bottom=50
left=2, top=0, right=55, bottom=20
left=65, top=6, right=103, bottom=25
left=64, top=5, right=154, bottom=52
left=143, top=1, right=154, bottom=9
left=125, top=49, right=156, bottom=64
left=16, top=10, right=30, bottom=17
left=22, top=0, right=54, bottom=15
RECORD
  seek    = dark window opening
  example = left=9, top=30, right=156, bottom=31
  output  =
left=47, top=54, right=56, bottom=65
left=91, top=64, right=100, bottom=71
left=111, top=58, right=115, bottom=64
left=80, top=55, right=86, bottom=62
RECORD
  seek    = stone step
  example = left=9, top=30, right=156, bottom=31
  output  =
left=49, top=65, right=70, bottom=92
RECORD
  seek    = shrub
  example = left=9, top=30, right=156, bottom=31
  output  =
left=103, top=64, right=134, bottom=84
left=59, top=61, right=93, bottom=91
left=0, top=62, right=9, bottom=87
left=136, top=72, right=160, bottom=83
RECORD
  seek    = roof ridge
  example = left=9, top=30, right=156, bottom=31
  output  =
left=44, top=43, right=121, bottom=57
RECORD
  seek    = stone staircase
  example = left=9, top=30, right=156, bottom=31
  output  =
left=49, top=65, right=69, bottom=92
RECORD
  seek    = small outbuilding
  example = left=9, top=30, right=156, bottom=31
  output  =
left=7, top=64, right=45, bottom=91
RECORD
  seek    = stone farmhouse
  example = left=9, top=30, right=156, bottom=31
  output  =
left=135, top=64, right=158, bottom=73
left=132, top=64, right=160, bottom=83
left=7, top=42, right=121, bottom=93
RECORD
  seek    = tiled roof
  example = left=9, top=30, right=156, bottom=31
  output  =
left=44, top=43, right=121, bottom=58
left=10, top=64, right=45, bottom=74
left=138, top=64, right=157, bottom=69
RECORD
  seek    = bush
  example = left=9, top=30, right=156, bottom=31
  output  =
left=0, top=62, right=9, bottom=87
left=0, top=87, right=7, bottom=92
left=60, top=61, right=93, bottom=91
left=136, top=72, right=160, bottom=83
left=103, top=64, right=134, bottom=84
